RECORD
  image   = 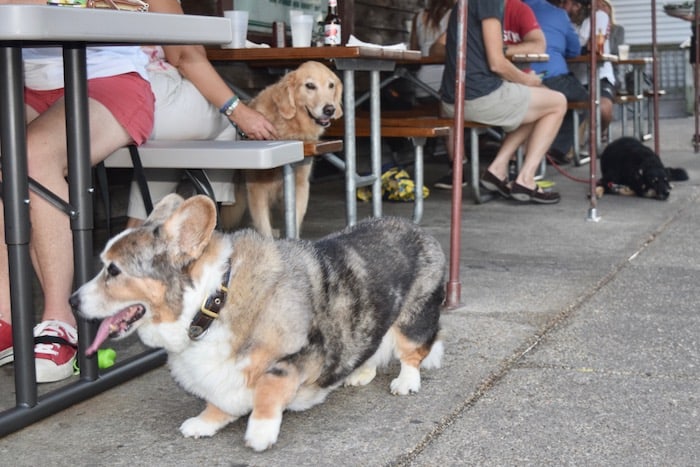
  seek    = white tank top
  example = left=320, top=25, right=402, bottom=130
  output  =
left=22, top=46, right=149, bottom=90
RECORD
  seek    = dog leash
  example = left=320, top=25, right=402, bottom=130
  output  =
left=545, top=153, right=591, bottom=184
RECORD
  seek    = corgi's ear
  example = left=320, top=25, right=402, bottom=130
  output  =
left=144, top=193, right=184, bottom=226
left=162, top=195, right=217, bottom=264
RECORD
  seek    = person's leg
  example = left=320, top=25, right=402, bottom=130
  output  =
left=512, top=87, right=567, bottom=190
left=543, top=74, right=589, bottom=157
left=24, top=97, right=133, bottom=328
left=486, top=86, right=566, bottom=190
left=599, top=79, right=617, bottom=142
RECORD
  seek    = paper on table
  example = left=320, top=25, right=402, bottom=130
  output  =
left=346, top=34, right=407, bottom=51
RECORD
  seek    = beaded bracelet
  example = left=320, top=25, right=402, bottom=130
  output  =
left=219, top=95, right=240, bottom=117
left=219, top=95, right=247, bottom=138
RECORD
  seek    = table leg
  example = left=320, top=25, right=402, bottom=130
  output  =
left=0, top=45, right=37, bottom=407
left=369, top=69, right=382, bottom=218
left=343, top=69, right=357, bottom=226
left=62, top=46, right=99, bottom=381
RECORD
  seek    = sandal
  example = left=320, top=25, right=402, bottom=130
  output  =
left=510, top=182, right=561, bottom=204
left=479, top=170, right=511, bottom=198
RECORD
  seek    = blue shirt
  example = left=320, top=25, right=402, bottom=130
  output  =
left=523, top=0, right=580, bottom=78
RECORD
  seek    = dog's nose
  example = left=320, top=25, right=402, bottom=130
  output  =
left=323, top=105, right=335, bottom=117
left=68, top=293, right=80, bottom=310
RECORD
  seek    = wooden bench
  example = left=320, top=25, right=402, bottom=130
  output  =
left=103, top=140, right=310, bottom=238
left=326, top=116, right=495, bottom=209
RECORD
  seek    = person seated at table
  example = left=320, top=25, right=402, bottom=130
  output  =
left=0, top=0, right=276, bottom=384
left=124, top=42, right=277, bottom=227
left=409, top=0, right=457, bottom=189
left=563, top=0, right=616, bottom=142
left=503, top=0, right=546, bottom=59
left=525, top=0, right=589, bottom=165
left=439, top=0, right=566, bottom=204
left=598, top=0, right=625, bottom=92
left=409, top=0, right=455, bottom=102
left=432, top=0, right=546, bottom=190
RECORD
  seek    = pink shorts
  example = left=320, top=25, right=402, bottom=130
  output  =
left=24, top=72, right=155, bottom=145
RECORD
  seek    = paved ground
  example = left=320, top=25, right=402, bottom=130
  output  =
left=1, top=117, right=699, bottom=466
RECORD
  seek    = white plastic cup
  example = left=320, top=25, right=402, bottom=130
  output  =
left=222, top=10, right=248, bottom=49
left=290, top=14, right=314, bottom=47
left=618, top=44, right=630, bottom=60
left=289, top=9, right=303, bottom=22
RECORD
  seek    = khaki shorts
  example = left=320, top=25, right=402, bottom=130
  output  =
left=441, top=81, right=530, bottom=133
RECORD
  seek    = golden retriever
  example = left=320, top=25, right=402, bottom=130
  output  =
left=225, top=61, right=343, bottom=237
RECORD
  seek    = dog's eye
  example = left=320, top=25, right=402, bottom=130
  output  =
left=305, top=83, right=317, bottom=91
left=106, top=263, right=121, bottom=278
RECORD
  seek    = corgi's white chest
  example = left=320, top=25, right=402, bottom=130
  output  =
left=167, top=330, right=254, bottom=417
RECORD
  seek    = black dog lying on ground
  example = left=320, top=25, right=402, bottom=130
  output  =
left=596, top=137, right=689, bottom=200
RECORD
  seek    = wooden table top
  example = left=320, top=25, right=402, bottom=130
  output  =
left=567, top=53, right=619, bottom=63
left=206, top=45, right=422, bottom=64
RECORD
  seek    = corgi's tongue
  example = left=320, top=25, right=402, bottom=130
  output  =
left=86, top=315, right=119, bottom=356
left=85, top=304, right=145, bottom=356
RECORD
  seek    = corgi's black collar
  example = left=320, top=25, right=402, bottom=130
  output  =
left=188, top=260, right=232, bottom=340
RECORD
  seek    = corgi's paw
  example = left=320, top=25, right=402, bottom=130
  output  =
left=180, top=416, right=222, bottom=439
left=245, top=416, right=282, bottom=452
left=390, top=364, right=420, bottom=395
left=345, top=365, right=377, bottom=386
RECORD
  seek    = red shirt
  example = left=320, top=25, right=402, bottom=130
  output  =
left=503, top=0, right=540, bottom=45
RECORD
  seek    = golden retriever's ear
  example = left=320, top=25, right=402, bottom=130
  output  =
left=273, top=71, right=297, bottom=120
left=333, top=78, right=343, bottom=118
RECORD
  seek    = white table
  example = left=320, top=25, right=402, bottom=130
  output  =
left=0, top=4, right=230, bottom=436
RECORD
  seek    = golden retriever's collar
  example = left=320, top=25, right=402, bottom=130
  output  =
left=188, top=260, right=232, bottom=340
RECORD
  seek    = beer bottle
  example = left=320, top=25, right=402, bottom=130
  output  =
left=324, top=0, right=342, bottom=46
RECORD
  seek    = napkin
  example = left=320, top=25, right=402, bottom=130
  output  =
left=346, top=34, right=407, bottom=51
left=245, top=40, right=271, bottom=49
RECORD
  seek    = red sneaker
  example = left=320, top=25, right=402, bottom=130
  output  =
left=34, top=320, right=78, bottom=383
left=0, top=319, right=12, bottom=366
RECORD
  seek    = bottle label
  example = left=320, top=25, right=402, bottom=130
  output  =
left=324, top=24, right=341, bottom=46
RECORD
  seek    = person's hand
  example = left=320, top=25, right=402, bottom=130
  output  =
left=231, top=103, right=278, bottom=140
left=524, top=69, right=543, bottom=87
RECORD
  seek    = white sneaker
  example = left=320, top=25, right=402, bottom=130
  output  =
left=34, top=320, right=78, bottom=383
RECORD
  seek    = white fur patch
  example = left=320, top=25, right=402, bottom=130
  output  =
left=245, top=416, right=283, bottom=452
left=421, top=340, right=444, bottom=370
left=344, top=364, right=377, bottom=387
left=390, top=363, right=421, bottom=395
left=180, top=415, right=227, bottom=439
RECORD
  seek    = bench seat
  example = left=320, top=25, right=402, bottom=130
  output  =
left=104, top=140, right=304, bottom=237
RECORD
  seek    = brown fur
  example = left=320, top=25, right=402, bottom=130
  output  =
left=227, top=61, right=343, bottom=237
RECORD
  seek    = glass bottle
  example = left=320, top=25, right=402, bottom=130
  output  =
left=324, top=0, right=342, bottom=46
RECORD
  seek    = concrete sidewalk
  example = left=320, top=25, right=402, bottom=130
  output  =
left=1, top=117, right=699, bottom=466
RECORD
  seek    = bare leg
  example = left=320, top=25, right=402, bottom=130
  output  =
left=487, top=86, right=567, bottom=190
left=0, top=97, right=132, bottom=327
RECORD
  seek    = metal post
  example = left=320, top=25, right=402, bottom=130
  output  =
left=445, top=0, right=468, bottom=308
left=587, top=0, right=600, bottom=222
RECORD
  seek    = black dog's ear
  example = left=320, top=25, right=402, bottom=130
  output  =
left=666, top=167, right=689, bottom=182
